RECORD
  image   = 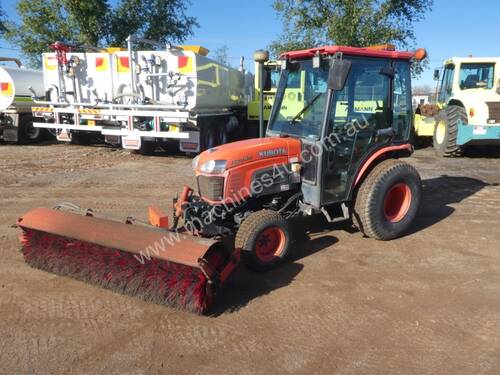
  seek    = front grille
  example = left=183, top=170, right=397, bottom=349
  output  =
left=197, top=175, right=225, bottom=201
left=487, top=102, right=500, bottom=123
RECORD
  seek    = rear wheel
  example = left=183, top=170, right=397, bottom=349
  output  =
left=219, top=124, right=228, bottom=145
left=200, top=123, right=218, bottom=151
left=236, top=210, right=292, bottom=272
left=353, top=159, right=421, bottom=240
left=433, top=105, right=467, bottom=157
left=134, top=140, right=156, bottom=155
left=70, top=131, right=93, bottom=145
left=18, top=116, right=41, bottom=144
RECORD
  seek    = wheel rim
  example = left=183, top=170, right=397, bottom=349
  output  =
left=255, top=227, right=286, bottom=262
left=383, top=183, right=412, bottom=223
left=26, top=123, right=40, bottom=140
left=435, top=120, right=446, bottom=144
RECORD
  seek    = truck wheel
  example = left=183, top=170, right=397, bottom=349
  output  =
left=135, top=141, right=156, bottom=155
left=433, top=105, right=467, bottom=157
left=236, top=210, right=292, bottom=272
left=353, top=159, right=421, bottom=241
left=200, top=123, right=218, bottom=151
left=70, top=132, right=93, bottom=145
left=219, top=125, right=228, bottom=145
left=18, top=116, right=41, bottom=144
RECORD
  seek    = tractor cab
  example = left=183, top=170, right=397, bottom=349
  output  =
left=267, top=46, right=415, bottom=207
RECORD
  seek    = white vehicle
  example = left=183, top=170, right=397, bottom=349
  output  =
left=32, top=37, right=251, bottom=153
left=0, top=58, right=46, bottom=143
left=414, top=56, right=500, bottom=156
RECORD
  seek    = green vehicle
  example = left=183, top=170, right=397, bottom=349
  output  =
left=247, top=61, right=306, bottom=137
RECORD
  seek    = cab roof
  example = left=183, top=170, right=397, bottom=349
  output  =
left=281, top=46, right=415, bottom=61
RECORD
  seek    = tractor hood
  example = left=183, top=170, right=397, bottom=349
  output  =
left=194, top=137, right=302, bottom=172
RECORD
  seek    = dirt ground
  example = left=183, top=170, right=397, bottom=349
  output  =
left=1, top=141, right=500, bottom=374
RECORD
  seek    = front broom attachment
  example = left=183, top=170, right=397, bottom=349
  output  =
left=17, top=208, right=239, bottom=314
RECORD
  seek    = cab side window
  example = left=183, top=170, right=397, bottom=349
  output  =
left=331, top=58, right=391, bottom=132
left=393, top=61, right=412, bottom=139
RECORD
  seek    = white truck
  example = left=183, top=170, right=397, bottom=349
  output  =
left=0, top=58, right=46, bottom=143
left=31, top=37, right=251, bottom=153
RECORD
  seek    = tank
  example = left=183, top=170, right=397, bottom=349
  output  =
left=42, top=46, right=247, bottom=111
left=42, top=52, right=114, bottom=104
left=0, top=66, right=43, bottom=111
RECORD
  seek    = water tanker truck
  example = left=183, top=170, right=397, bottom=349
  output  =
left=0, top=58, right=45, bottom=143
left=31, top=37, right=253, bottom=153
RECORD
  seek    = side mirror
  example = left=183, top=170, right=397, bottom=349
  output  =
left=497, top=79, right=500, bottom=95
left=433, top=69, right=440, bottom=81
left=328, top=59, right=352, bottom=91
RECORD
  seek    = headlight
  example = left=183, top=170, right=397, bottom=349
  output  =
left=200, top=160, right=227, bottom=174
left=191, top=155, right=200, bottom=170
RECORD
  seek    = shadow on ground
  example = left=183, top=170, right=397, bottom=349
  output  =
left=462, top=146, right=500, bottom=158
left=212, top=235, right=337, bottom=315
left=414, top=143, right=500, bottom=158
left=409, top=175, right=491, bottom=234
left=213, top=175, right=490, bottom=314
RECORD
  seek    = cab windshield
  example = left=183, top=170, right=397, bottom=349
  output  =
left=267, top=60, right=328, bottom=140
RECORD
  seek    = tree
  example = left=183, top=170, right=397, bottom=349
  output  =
left=212, top=45, right=230, bottom=66
left=106, top=0, right=198, bottom=47
left=270, top=0, right=433, bottom=57
left=3, top=0, right=198, bottom=67
left=0, top=4, right=7, bottom=33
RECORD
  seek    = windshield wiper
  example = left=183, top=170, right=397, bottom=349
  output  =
left=290, top=93, right=322, bottom=124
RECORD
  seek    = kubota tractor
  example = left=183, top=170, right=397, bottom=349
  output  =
left=17, top=45, right=426, bottom=314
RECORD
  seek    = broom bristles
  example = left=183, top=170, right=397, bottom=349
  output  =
left=19, top=229, right=213, bottom=314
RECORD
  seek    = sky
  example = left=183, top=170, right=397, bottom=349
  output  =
left=1, top=0, right=500, bottom=87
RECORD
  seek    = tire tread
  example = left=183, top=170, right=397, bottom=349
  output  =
left=353, top=159, right=421, bottom=240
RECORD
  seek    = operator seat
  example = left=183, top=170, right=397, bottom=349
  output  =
left=462, top=74, right=480, bottom=89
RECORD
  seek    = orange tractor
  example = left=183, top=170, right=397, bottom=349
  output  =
left=18, top=45, right=426, bottom=313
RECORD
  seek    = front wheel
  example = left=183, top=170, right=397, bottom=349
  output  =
left=353, top=159, right=421, bottom=240
left=433, top=105, right=467, bottom=157
left=235, top=210, right=292, bottom=272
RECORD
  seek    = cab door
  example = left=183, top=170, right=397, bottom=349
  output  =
left=320, top=57, right=395, bottom=205
left=437, top=64, right=455, bottom=104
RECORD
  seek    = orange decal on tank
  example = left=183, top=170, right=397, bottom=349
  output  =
left=95, top=56, right=109, bottom=71
left=117, top=56, right=130, bottom=73
left=178, top=56, right=193, bottom=74
left=0, top=82, right=12, bottom=96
